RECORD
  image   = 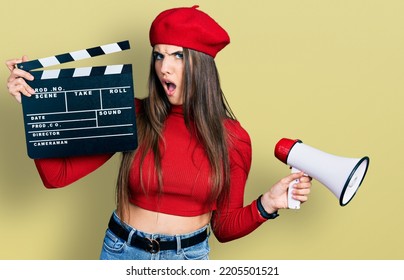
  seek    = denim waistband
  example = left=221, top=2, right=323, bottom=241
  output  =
left=110, top=212, right=209, bottom=253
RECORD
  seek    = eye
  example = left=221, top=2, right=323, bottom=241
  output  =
left=153, top=52, right=164, bottom=60
left=173, top=51, right=184, bottom=59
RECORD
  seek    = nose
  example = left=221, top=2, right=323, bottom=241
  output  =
left=160, top=57, right=172, bottom=75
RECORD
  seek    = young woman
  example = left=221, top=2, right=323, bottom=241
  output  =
left=5, top=5, right=312, bottom=260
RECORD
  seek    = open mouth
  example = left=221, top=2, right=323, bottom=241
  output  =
left=165, top=81, right=176, bottom=96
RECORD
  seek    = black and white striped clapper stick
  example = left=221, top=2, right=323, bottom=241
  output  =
left=18, top=40, right=138, bottom=159
left=17, top=40, right=130, bottom=71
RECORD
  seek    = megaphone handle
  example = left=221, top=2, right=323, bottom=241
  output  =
left=288, top=167, right=301, bottom=209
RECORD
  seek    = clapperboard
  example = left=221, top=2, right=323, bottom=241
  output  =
left=17, top=40, right=138, bottom=159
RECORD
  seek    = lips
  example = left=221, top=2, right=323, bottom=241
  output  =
left=164, top=81, right=176, bottom=96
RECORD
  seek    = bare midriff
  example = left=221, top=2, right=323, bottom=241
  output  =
left=122, top=203, right=211, bottom=235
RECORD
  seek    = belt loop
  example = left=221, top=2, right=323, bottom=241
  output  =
left=127, top=228, right=136, bottom=245
left=175, top=235, right=182, bottom=254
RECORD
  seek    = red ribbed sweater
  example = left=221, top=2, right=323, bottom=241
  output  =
left=34, top=99, right=266, bottom=242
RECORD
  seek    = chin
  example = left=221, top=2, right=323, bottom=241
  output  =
left=169, top=101, right=183, bottom=106
left=167, top=96, right=183, bottom=105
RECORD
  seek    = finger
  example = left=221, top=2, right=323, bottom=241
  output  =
left=8, top=79, right=34, bottom=99
left=17, top=81, right=35, bottom=96
left=8, top=68, right=34, bottom=82
left=294, top=181, right=312, bottom=191
left=291, top=186, right=311, bottom=201
left=300, top=174, right=313, bottom=182
left=9, top=76, right=34, bottom=92
left=5, top=55, right=29, bottom=72
left=293, top=186, right=311, bottom=195
left=298, top=176, right=312, bottom=184
left=7, top=70, right=35, bottom=98
left=293, top=194, right=309, bottom=203
left=5, top=58, right=23, bottom=72
left=6, top=55, right=33, bottom=81
left=283, top=171, right=305, bottom=184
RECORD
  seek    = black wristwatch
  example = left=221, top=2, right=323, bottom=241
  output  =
left=257, top=195, right=279, bottom=219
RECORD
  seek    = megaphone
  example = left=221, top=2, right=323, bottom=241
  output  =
left=274, top=138, right=370, bottom=209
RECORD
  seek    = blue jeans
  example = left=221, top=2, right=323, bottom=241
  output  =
left=100, top=212, right=210, bottom=260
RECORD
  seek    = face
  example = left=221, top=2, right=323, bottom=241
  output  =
left=153, top=44, right=185, bottom=105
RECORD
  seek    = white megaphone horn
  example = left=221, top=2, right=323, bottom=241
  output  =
left=274, top=138, right=370, bottom=209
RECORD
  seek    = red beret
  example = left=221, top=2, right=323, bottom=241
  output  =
left=149, top=5, right=230, bottom=58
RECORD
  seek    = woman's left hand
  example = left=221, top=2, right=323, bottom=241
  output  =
left=260, top=172, right=312, bottom=214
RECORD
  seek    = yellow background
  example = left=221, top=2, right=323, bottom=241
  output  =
left=0, top=0, right=403, bottom=259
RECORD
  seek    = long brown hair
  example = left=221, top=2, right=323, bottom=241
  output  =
left=115, top=48, right=235, bottom=220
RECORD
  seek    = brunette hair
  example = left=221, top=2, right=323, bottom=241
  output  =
left=115, top=48, right=235, bottom=220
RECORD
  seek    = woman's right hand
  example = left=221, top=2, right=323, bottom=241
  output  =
left=5, top=56, right=35, bottom=103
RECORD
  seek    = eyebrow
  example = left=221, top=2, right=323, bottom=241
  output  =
left=170, top=51, right=183, bottom=56
left=153, top=50, right=183, bottom=56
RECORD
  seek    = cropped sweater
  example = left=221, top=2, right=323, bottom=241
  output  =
left=34, top=99, right=267, bottom=242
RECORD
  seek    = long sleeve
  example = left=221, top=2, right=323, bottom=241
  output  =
left=34, top=153, right=114, bottom=188
left=211, top=120, right=267, bottom=243
left=33, top=98, right=144, bottom=189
